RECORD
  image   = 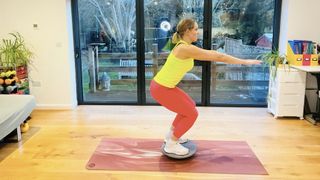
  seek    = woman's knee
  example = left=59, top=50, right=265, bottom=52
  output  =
left=187, top=107, right=198, bottom=120
left=185, top=108, right=198, bottom=128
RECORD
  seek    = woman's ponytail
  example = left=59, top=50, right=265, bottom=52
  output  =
left=172, top=32, right=180, bottom=44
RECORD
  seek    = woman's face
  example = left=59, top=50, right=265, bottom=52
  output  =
left=186, top=23, right=199, bottom=42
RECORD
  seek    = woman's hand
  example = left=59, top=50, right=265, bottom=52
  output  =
left=244, top=60, right=263, bottom=65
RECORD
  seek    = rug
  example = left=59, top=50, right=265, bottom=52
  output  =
left=86, top=138, right=268, bottom=175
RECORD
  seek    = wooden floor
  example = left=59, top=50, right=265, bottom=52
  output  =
left=0, top=106, right=320, bottom=179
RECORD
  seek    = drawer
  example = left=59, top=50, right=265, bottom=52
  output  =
left=278, top=94, right=304, bottom=106
left=276, top=69, right=306, bottom=83
left=278, top=83, right=306, bottom=94
left=277, top=105, right=303, bottom=117
left=269, top=83, right=305, bottom=100
left=269, top=97, right=303, bottom=117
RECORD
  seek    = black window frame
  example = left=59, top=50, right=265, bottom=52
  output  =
left=71, top=0, right=282, bottom=107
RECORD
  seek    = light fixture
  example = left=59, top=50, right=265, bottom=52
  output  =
left=160, top=21, right=171, bottom=32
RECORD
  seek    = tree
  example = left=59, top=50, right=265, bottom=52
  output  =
left=88, top=0, right=136, bottom=52
left=212, top=0, right=275, bottom=45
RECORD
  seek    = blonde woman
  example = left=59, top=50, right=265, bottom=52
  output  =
left=150, top=18, right=262, bottom=156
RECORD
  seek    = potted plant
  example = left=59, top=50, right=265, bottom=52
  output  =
left=0, top=32, right=33, bottom=94
left=0, top=32, right=33, bottom=70
left=258, top=50, right=289, bottom=79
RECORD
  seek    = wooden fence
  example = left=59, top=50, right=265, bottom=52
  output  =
left=87, top=43, right=268, bottom=94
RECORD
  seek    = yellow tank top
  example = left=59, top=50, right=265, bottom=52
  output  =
left=153, top=40, right=194, bottom=88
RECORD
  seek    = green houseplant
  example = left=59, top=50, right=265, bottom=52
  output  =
left=0, top=32, right=33, bottom=94
left=258, top=50, right=289, bottom=79
left=0, top=32, right=33, bottom=70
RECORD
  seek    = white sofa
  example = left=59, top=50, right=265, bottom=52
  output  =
left=0, top=95, right=36, bottom=141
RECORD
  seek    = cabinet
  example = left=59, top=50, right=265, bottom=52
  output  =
left=267, top=67, right=306, bottom=119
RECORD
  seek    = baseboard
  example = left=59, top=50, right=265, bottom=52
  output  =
left=35, top=103, right=77, bottom=110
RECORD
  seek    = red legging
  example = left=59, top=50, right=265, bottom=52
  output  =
left=150, top=80, right=198, bottom=138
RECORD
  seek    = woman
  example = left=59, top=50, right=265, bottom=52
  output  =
left=150, top=18, right=261, bottom=156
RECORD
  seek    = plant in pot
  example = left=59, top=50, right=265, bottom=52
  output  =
left=0, top=32, right=34, bottom=94
left=258, top=50, right=289, bottom=80
left=0, top=32, right=33, bottom=69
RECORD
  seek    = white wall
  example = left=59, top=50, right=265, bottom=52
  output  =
left=279, top=0, right=320, bottom=53
left=279, top=0, right=320, bottom=112
left=0, top=0, right=77, bottom=109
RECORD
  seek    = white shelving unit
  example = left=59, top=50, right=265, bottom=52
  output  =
left=267, top=67, right=306, bottom=119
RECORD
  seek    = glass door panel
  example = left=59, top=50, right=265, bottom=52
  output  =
left=78, top=0, right=137, bottom=103
left=210, top=0, right=275, bottom=105
left=144, top=0, right=204, bottom=104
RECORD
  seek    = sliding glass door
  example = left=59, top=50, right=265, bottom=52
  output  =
left=73, top=0, right=281, bottom=106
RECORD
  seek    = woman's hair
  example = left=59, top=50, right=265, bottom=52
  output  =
left=172, top=18, right=196, bottom=44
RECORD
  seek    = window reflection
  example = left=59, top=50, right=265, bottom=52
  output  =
left=211, top=0, right=275, bottom=105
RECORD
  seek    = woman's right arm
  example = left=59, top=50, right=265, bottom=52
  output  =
left=178, top=44, right=261, bottom=65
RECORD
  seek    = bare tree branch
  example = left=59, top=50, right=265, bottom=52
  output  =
left=88, top=0, right=136, bottom=51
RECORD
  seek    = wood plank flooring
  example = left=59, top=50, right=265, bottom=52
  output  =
left=0, top=105, right=320, bottom=179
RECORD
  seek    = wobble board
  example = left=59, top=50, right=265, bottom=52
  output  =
left=161, top=140, right=197, bottom=159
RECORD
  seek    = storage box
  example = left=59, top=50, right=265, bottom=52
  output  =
left=287, top=42, right=319, bottom=66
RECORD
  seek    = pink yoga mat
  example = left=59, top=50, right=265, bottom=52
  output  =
left=86, top=138, right=268, bottom=175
